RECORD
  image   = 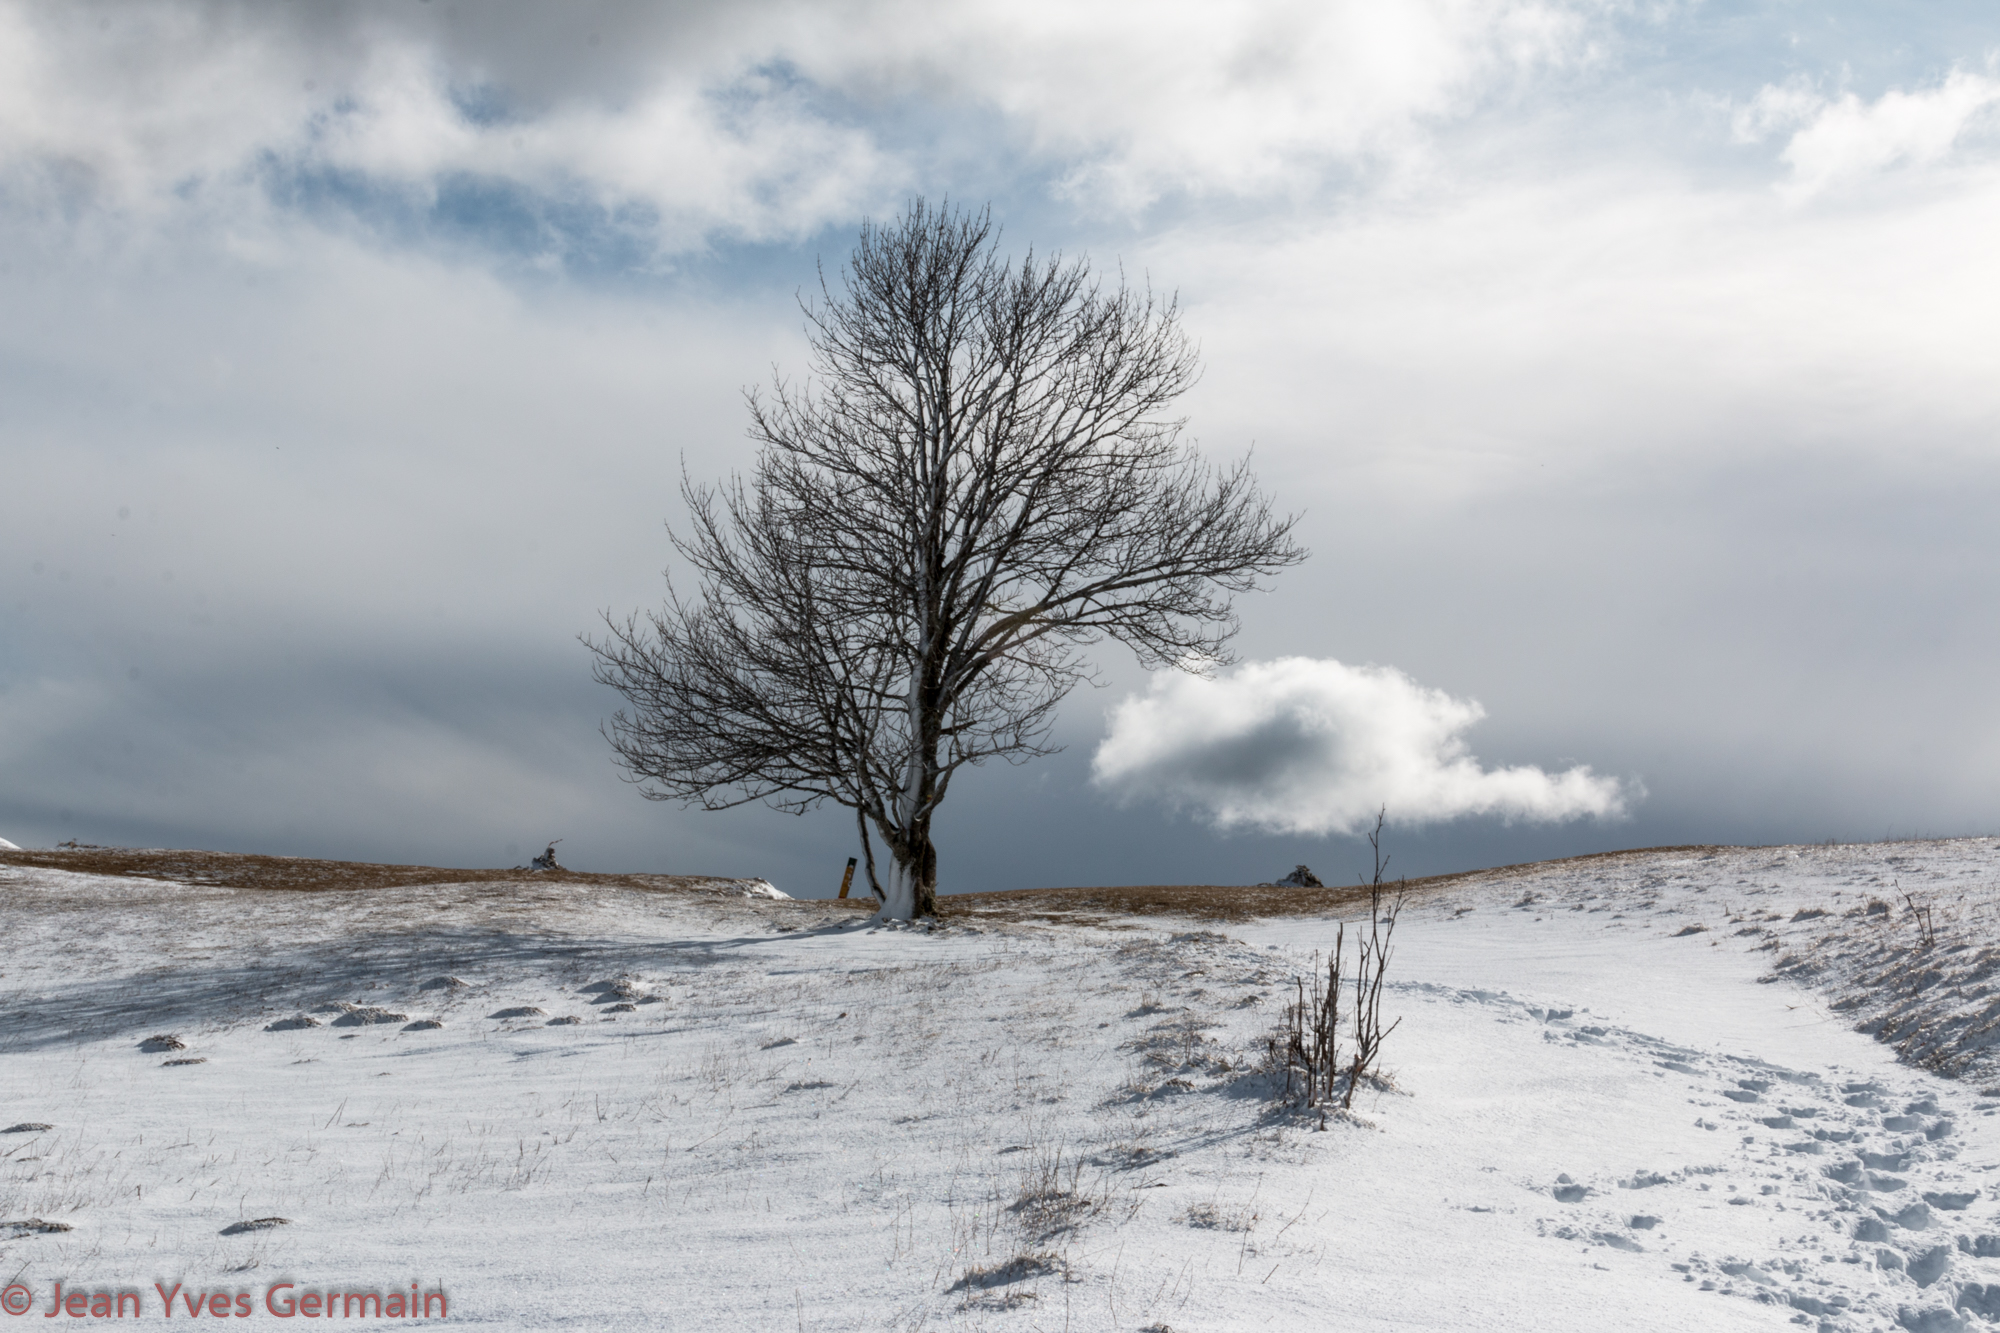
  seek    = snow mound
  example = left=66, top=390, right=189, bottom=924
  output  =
left=402, top=1019, right=444, bottom=1031
left=0, top=836, right=20, bottom=850
left=741, top=879, right=789, bottom=899
left=12, top=834, right=2000, bottom=1329
left=490, top=1006, right=545, bottom=1019
left=264, top=1014, right=320, bottom=1031
left=330, top=1006, right=407, bottom=1027
left=419, top=975, right=468, bottom=992
left=584, top=979, right=656, bottom=1004
left=138, top=1033, right=186, bottom=1052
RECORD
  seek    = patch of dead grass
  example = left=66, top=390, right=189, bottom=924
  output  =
left=0, top=847, right=875, bottom=914
left=941, top=846, right=1721, bottom=924
left=1, top=843, right=1725, bottom=926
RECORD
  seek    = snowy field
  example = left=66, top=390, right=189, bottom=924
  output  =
left=6, top=838, right=2000, bottom=1331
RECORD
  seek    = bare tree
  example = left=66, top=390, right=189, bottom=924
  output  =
left=588, top=200, right=1305, bottom=918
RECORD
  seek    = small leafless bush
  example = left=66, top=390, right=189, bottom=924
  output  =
left=1177, top=1200, right=1259, bottom=1232
left=1347, top=814, right=1404, bottom=1106
left=1270, top=811, right=1405, bottom=1113
left=1272, top=941, right=1343, bottom=1108
left=1906, top=893, right=1938, bottom=949
left=1009, top=1146, right=1104, bottom=1240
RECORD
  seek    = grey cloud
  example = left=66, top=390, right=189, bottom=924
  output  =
left=0, top=0, right=1611, bottom=256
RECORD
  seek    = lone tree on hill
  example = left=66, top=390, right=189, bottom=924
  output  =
left=588, top=201, right=1305, bottom=918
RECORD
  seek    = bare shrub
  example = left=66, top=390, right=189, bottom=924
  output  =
left=1009, top=1145, right=1103, bottom=1241
left=1270, top=810, right=1405, bottom=1113
left=1348, top=815, right=1405, bottom=1104
left=1272, top=940, right=1343, bottom=1109
left=1177, top=1200, right=1259, bottom=1232
left=1906, top=892, right=1939, bottom=949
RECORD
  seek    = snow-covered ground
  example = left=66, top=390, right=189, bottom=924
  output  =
left=5, top=838, right=2000, bottom=1330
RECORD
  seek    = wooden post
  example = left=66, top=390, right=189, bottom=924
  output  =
left=836, top=856, right=857, bottom=899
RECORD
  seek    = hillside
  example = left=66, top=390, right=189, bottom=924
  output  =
left=4, top=838, right=1999, bottom=1330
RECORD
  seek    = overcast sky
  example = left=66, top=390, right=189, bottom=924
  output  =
left=4, top=1, right=1997, bottom=894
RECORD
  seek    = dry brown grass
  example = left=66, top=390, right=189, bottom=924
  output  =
left=942, top=880, right=1389, bottom=924
left=1, top=843, right=1724, bottom=925
left=941, top=845, right=1723, bottom=924
left=0, top=846, right=875, bottom=913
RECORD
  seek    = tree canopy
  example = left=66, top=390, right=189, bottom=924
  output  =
left=590, top=201, right=1306, bottom=917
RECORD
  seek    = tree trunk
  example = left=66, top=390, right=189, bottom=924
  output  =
left=873, top=662, right=943, bottom=919
left=875, top=820, right=938, bottom=920
left=911, top=835, right=937, bottom=918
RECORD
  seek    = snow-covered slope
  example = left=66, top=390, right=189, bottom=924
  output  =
left=3, top=839, right=1998, bottom=1330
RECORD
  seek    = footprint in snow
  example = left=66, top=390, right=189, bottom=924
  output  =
left=1504, top=991, right=2000, bottom=1325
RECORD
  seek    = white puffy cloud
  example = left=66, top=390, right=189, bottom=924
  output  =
left=1733, top=68, right=2000, bottom=197
left=1091, top=658, right=1633, bottom=835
